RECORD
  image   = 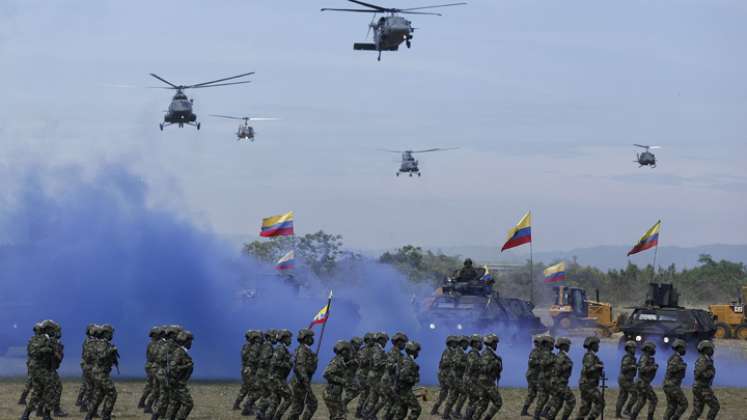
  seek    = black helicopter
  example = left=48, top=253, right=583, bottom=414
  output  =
left=150, top=72, right=254, bottom=130
left=321, top=0, right=467, bottom=61
left=382, top=147, right=458, bottom=176
left=209, top=114, right=279, bottom=142
left=634, top=144, right=661, bottom=168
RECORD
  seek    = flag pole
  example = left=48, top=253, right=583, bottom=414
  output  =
left=529, top=239, right=534, bottom=305
left=315, top=290, right=333, bottom=354
left=652, top=221, right=661, bottom=281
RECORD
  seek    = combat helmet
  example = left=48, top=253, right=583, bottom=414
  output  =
left=469, top=334, right=482, bottom=344
left=671, top=338, right=687, bottom=352
left=277, top=329, right=292, bottom=343
left=697, top=340, right=714, bottom=353
left=459, top=335, right=470, bottom=345
left=39, top=319, right=59, bottom=334
left=483, top=334, right=499, bottom=346
left=641, top=341, right=656, bottom=353
left=351, top=336, right=363, bottom=349
left=624, top=340, right=637, bottom=351
left=542, top=335, right=555, bottom=347
left=32, top=322, right=43, bottom=334
left=363, top=332, right=375, bottom=344
left=150, top=326, right=163, bottom=338
left=297, top=329, right=314, bottom=343
left=405, top=340, right=421, bottom=355
left=555, top=337, right=571, bottom=349
left=446, top=335, right=459, bottom=345
left=333, top=340, right=352, bottom=354
left=583, top=336, right=600, bottom=349
left=532, top=335, right=541, bottom=345
left=177, top=329, right=194, bottom=342
left=86, top=323, right=97, bottom=336
left=376, top=332, right=389, bottom=345
left=391, top=332, right=409, bottom=344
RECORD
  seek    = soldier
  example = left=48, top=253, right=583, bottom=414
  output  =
left=363, top=332, right=389, bottom=420
left=20, top=320, right=57, bottom=420
left=687, top=340, right=719, bottom=420
left=394, top=341, right=422, bottom=420
left=376, top=331, right=409, bottom=420
left=144, top=326, right=168, bottom=414
left=442, top=335, right=469, bottom=420
left=140, top=326, right=164, bottom=411
left=325, top=340, right=354, bottom=420
left=234, top=330, right=261, bottom=411
left=243, top=329, right=277, bottom=416
left=152, top=325, right=183, bottom=420
left=353, top=333, right=376, bottom=419
left=455, top=258, right=478, bottom=283
left=534, top=335, right=556, bottom=420
left=462, top=334, right=483, bottom=420
left=85, top=324, right=119, bottom=420
left=431, top=336, right=457, bottom=416
left=615, top=340, right=638, bottom=419
left=165, top=330, right=194, bottom=420
left=257, top=329, right=293, bottom=420
left=17, top=323, right=41, bottom=407
left=521, top=336, right=543, bottom=417
left=288, top=329, right=319, bottom=420
left=342, top=336, right=364, bottom=414
left=663, top=339, right=688, bottom=420
left=545, top=337, right=575, bottom=420
left=629, top=341, right=658, bottom=420
left=473, top=334, right=503, bottom=420
left=575, top=336, right=604, bottom=420
left=48, top=321, right=68, bottom=418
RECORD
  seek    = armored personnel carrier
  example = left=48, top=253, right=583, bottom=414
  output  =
left=620, top=283, right=716, bottom=348
left=417, top=266, right=546, bottom=339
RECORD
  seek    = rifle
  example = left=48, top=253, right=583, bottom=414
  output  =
left=113, top=347, right=120, bottom=375
left=600, top=370, right=608, bottom=420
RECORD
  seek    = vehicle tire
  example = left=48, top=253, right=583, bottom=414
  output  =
left=714, top=322, right=732, bottom=339
left=734, top=324, right=747, bottom=340
left=556, top=315, right=574, bottom=330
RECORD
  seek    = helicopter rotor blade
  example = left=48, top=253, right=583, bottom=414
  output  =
left=209, top=114, right=244, bottom=120
left=249, top=117, right=280, bottom=121
left=189, top=80, right=252, bottom=89
left=378, top=148, right=405, bottom=153
left=347, top=0, right=389, bottom=11
left=411, top=147, right=459, bottom=153
left=398, top=11, right=443, bottom=15
left=401, top=2, right=467, bottom=11
left=649, top=146, right=662, bottom=150
left=633, top=144, right=650, bottom=149
left=187, top=72, right=255, bottom=89
left=149, top=73, right=179, bottom=89
left=321, top=8, right=381, bottom=12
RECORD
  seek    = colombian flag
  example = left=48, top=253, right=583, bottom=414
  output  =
left=544, top=262, right=566, bottom=283
left=501, top=211, right=532, bottom=252
left=260, top=211, right=294, bottom=237
left=627, top=220, right=661, bottom=256
left=309, top=296, right=331, bottom=329
left=275, top=250, right=295, bottom=271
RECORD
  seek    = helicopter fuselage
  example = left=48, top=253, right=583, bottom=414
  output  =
left=397, top=151, right=420, bottom=176
left=163, top=91, right=198, bottom=129
left=237, top=124, right=255, bottom=141
left=637, top=151, right=656, bottom=168
left=374, top=16, right=412, bottom=50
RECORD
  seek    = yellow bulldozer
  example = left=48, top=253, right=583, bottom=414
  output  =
left=548, top=286, right=623, bottom=337
left=708, top=286, right=747, bottom=339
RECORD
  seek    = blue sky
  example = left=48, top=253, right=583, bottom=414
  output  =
left=0, top=0, right=745, bottom=251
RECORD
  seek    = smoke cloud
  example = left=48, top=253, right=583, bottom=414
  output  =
left=0, top=165, right=745, bottom=387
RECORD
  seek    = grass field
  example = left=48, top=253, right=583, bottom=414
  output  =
left=0, top=380, right=742, bottom=420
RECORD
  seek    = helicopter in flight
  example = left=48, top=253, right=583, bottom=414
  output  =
left=321, top=0, right=467, bottom=61
left=209, top=114, right=279, bottom=142
left=149, top=72, right=254, bottom=130
left=634, top=144, right=661, bottom=168
left=382, top=147, right=458, bottom=176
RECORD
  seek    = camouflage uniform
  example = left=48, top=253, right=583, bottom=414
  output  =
left=85, top=324, right=118, bottom=420
left=629, top=341, right=658, bottom=420
left=362, top=332, right=389, bottom=419
left=325, top=341, right=353, bottom=420
left=534, top=336, right=556, bottom=420
left=18, top=361, right=32, bottom=405
left=343, top=336, right=364, bottom=414
left=394, top=341, right=422, bottom=420
left=431, top=336, right=457, bottom=415
left=615, top=341, right=638, bottom=418
left=521, top=337, right=543, bottom=416
left=45, top=322, right=68, bottom=417
left=234, top=330, right=261, bottom=411
left=376, top=332, right=409, bottom=420
left=545, top=337, right=575, bottom=420
left=165, top=330, right=195, bottom=420
left=575, top=336, right=604, bottom=420
left=663, top=339, right=688, bottom=420
left=153, top=325, right=183, bottom=419
left=687, top=341, right=719, bottom=420
left=443, top=336, right=469, bottom=420
left=141, top=326, right=164, bottom=413
left=462, top=334, right=484, bottom=420
left=244, top=330, right=277, bottom=415
left=20, top=321, right=57, bottom=420
left=257, top=329, right=293, bottom=420
left=288, top=329, right=319, bottom=420
left=473, top=334, right=503, bottom=420
left=352, top=333, right=375, bottom=418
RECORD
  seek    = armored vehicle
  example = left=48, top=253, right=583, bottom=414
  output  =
left=708, top=286, right=747, bottom=339
left=620, top=283, right=716, bottom=348
left=418, top=266, right=546, bottom=339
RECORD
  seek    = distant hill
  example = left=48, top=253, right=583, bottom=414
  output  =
left=418, top=244, right=747, bottom=271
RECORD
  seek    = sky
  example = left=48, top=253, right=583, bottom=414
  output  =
left=1, top=0, right=746, bottom=252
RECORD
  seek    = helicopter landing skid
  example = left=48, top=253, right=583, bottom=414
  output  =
left=159, top=122, right=200, bottom=130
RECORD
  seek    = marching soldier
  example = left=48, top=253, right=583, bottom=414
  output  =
left=342, top=336, right=364, bottom=415
left=545, top=337, right=575, bottom=420
left=363, top=332, right=389, bottom=420
left=442, top=335, right=469, bottom=420
left=431, top=336, right=457, bottom=416
left=85, top=324, right=118, bottom=420
left=663, top=339, right=688, bottom=420
left=534, top=335, right=556, bottom=420
left=17, top=323, right=41, bottom=407
left=575, top=336, right=604, bottom=420
left=687, top=340, right=719, bottom=420
left=325, top=340, right=354, bottom=420
left=353, top=333, right=376, bottom=419
left=394, top=341, right=422, bottom=420
left=521, top=336, right=543, bottom=417
left=462, top=334, right=483, bottom=420
left=140, top=326, right=164, bottom=412
left=288, top=329, right=319, bottom=420
left=257, top=329, right=294, bottom=420
left=165, top=330, right=194, bottom=420
left=473, top=334, right=503, bottom=420
left=629, top=341, right=658, bottom=420
left=20, top=320, right=57, bottom=420
left=152, top=325, right=183, bottom=420
left=244, top=329, right=277, bottom=415
left=376, top=332, right=409, bottom=420
left=615, top=340, right=638, bottom=419
left=234, top=330, right=261, bottom=411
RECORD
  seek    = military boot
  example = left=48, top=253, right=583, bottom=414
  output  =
left=521, top=405, right=531, bottom=417
left=431, top=406, right=440, bottom=416
left=41, top=410, right=53, bottom=420
left=233, top=398, right=243, bottom=410
left=17, top=391, right=28, bottom=406
left=19, top=406, right=32, bottom=420
left=54, top=405, right=69, bottom=417
left=150, top=414, right=159, bottom=420
left=646, top=414, right=654, bottom=420
left=144, top=402, right=154, bottom=414
left=138, top=395, right=147, bottom=409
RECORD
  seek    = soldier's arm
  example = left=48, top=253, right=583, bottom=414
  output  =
left=324, top=360, right=346, bottom=384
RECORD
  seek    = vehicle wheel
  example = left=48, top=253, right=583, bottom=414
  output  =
left=714, top=322, right=732, bottom=339
left=734, top=324, right=747, bottom=340
left=596, top=326, right=612, bottom=338
left=159, top=124, right=163, bottom=131
left=556, top=315, right=574, bottom=330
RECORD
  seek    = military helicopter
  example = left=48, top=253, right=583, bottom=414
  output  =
left=381, top=147, right=458, bottom=176
left=321, top=0, right=467, bottom=61
left=634, top=144, right=661, bottom=168
left=209, top=114, right=279, bottom=141
left=149, top=72, right=254, bottom=130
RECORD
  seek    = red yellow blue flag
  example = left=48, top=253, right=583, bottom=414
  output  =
left=627, top=220, right=661, bottom=256
left=543, top=262, right=566, bottom=283
left=260, top=211, right=294, bottom=238
left=501, top=211, right=532, bottom=252
left=309, top=291, right=333, bottom=329
left=275, top=250, right=295, bottom=271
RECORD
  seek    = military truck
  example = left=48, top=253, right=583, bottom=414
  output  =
left=417, top=266, right=546, bottom=339
left=619, top=283, right=716, bottom=348
left=708, top=286, right=747, bottom=339
left=548, top=286, right=624, bottom=337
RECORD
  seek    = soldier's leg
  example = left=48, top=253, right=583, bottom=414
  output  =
left=51, top=370, right=69, bottom=417
left=432, top=377, right=449, bottom=415
left=242, top=378, right=262, bottom=415
left=100, top=377, right=117, bottom=420
left=522, top=382, right=538, bottom=416
left=545, top=390, right=563, bottom=420
left=145, top=372, right=161, bottom=413
left=701, top=387, right=719, bottom=420
left=454, top=389, right=469, bottom=418
left=274, top=383, right=293, bottom=420
left=482, top=388, right=503, bottom=420
left=234, top=368, right=252, bottom=410
left=574, top=388, right=591, bottom=420
left=405, top=390, right=421, bottom=420
left=672, top=386, right=688, bottom=420
left=356, top=382, right=369, bottom=418
left=303, top=387, right=319, bottom=420
left=615, top=384, right=629, bottom=418
left=663, top=386, right=675, bottom=420
left=588, top=388, right=605, bottom=420
left=686, top=388, right=703, bottom=420
left=343, top=381, right=362, bottom=414
left=463, top=388, right=482, bottom=420
left=140, top=367, right=153, bottom=408
left=624, top=383, right=638, bottom=416
left=174, top=384, right=194, bottom=420
left=442, top=386, right=460, bottom=419
left=560, top=387, right=576, bottom=420
left=630, top=382, right=647, bottom=418
left=645, top=385, right=657, bottom=420
left=286, top=381, right=305, bottom=420
left=324, top=384, right=344, bottom=420
left=18, top=374, right=32, bottom=405
left=533, top=385, right=551, bottom=419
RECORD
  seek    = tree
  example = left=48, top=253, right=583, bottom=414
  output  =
left=243, top=230, right=344, bottom=277
left=379, top=245, right=461, bottom=285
